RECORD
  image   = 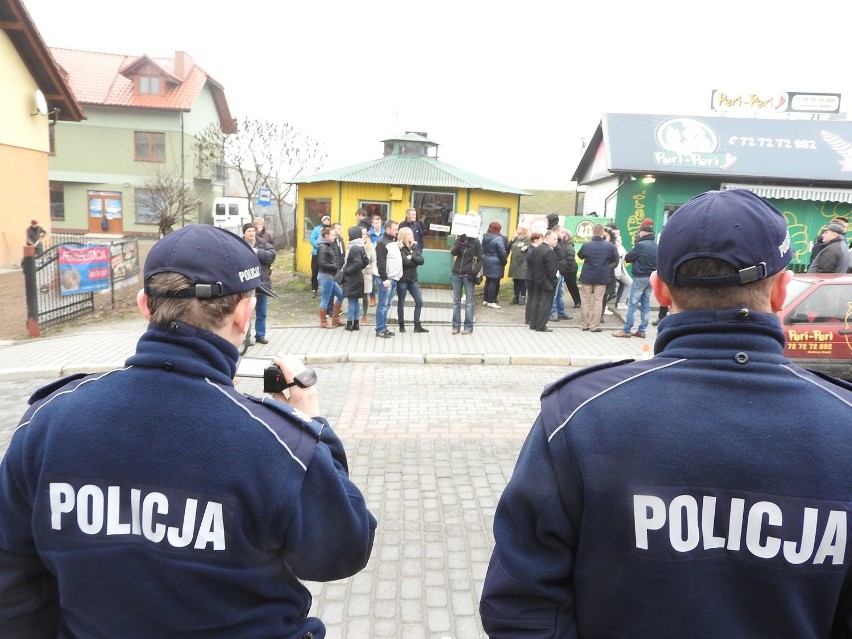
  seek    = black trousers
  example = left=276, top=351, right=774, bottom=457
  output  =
left=565, top=271, right=581, bottom=306
left=529, top=286, right=555, bottom=330
left=524, top=280, right=536, bottom=324
left=310, top=254, right=319, bottom=292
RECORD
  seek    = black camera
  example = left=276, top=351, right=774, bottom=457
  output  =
left=263, top=366, right=318, bottom=393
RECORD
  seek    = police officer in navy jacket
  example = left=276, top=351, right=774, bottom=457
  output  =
left=0, top=224, right=376, bottom=638
left=480, top=190, right=852, bottom=638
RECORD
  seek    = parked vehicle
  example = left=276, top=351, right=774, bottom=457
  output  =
left=212, top=197, right=252, bottom=235
left=780, top=273, right=852, bottom=380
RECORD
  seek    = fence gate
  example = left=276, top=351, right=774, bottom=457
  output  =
left=30, top=241, right=95, bottom=329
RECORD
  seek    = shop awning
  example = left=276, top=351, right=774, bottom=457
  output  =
left=721, top=182, right=852, bottom=203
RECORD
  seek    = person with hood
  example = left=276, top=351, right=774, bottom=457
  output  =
left=808, top=223, right=849, bottom=273
left=396, top=226, right=428, bottom=333
left=341, top=226, right=369, bottom=331
left=242, top=222, right=276, bottom=344
left=482, top=221, right=508, bottom=308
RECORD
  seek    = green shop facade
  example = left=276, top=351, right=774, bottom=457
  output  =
left=573, top=113, right=852, bottom=269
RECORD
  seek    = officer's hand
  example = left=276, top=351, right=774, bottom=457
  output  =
left=270, top=354, right=319, bottom=417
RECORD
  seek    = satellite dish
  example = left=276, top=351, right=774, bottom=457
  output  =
left=33, top=89, right=48, bottom=116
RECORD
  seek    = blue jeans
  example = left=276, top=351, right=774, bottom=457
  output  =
left=623, top=276, right=652, bottom=333
left=347, top=297, right=360, bottom=322
left=549, top=273, right=566, bottom=318
left=375, top=280, right=397, bottom=333
left=397, top=280, right=423, bottom=324
left=371, top=275, right=380, bottom=299
left=451, top=274, right=475, bottom=331
left=318, top=274, right=343, bottom=311
left=254, top=293, right=268, bottom=338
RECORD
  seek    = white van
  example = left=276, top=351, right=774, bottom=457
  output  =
left=212, top=197, right=252, bottom=236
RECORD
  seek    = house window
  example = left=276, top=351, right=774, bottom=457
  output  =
left=411, top=190, right=456, bottom=250
left=49, top=182, right=65, bottom=221
left=139, top=75, right=160, bottom=95
left=359, top=201, right=389, bottom=224
left=304, top=198, right=332, bottom=240
left=134, top=131, right=165, bottom=162
left=135, top=188, right=163, bottom=225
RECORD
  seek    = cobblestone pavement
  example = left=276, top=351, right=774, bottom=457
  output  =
left=0, top=362, right=573, bottom=639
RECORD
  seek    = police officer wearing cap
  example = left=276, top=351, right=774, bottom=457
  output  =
left=481, top=190, right=852, bottom=638
left=0, top=224, right=376, bottom=638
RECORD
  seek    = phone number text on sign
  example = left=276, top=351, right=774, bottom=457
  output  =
left=727, top=136, right=818, bottom=150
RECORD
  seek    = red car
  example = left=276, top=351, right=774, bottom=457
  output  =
left=780, top=273, right=852, bottom=380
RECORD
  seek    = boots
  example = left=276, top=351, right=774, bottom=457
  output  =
left=398, top=320, right=406, bottom=333
left=414, top=322, right=429, bottom=333
left=319, top=309, right=332, bottom=329
left=353, top=320, right=360, bottom=331
left=344, top=321, right=354, bottom=331
left=331, top=303, right=343, bottom=327
left=520, top=295, right=526, bottom=305
left=361, top=314, right=368, bottom=325
left=511, top=295, right=519, bottom=305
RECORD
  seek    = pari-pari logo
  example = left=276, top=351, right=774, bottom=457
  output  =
left=574, top=220, right=596, bottom=240
left=654, top=118, right=737, bottom=170
left=820, top=131, right=852, bottom=172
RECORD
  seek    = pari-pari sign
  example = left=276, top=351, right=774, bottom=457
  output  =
left=58, top=244, right=111, bottom=295
left=710, top=90, right=842, bottom=114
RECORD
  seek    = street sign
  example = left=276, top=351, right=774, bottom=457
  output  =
left=257, top=188, right=272, bottom=206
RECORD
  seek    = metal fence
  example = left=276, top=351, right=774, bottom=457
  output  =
left=23, top=236, right=140, bottom=332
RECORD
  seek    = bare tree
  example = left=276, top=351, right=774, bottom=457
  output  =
left=195, top=118, right=326, bottom=248
left=259, top=123, right=325, bottom=248
left=137, top=169, right=203, bottom=236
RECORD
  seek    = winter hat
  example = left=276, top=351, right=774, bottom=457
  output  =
left=242, top=223, right=255, bottom=234
left=825, top=223, right=846, bottom=235
left=348, top=226, right=362, bottom=241
left=546, top=213, right=559, bottom=230
left=144, top=224, right=276, bottom=298
left=657, top=189, right=792, bottom=287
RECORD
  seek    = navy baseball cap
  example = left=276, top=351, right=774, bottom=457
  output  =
left=144, top=224, right=276, bottom=298
left=657, top=189, right=792, bottom=287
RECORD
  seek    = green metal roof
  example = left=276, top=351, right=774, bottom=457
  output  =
left=293, top=155, right=531, bottom=196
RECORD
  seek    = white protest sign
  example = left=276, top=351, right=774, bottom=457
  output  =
left=450, top=213, right=481, bottom=237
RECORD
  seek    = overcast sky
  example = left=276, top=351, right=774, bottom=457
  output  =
left=21, top=0, right=852, bottom=190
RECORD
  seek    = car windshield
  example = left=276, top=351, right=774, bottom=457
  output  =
left=783, top=279, right=813, bottom=309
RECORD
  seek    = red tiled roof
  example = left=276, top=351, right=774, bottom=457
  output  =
left=50, top=48, right=214, bottom=112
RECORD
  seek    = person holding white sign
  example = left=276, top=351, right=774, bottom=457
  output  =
left=449, top=233, right=483, bottom=335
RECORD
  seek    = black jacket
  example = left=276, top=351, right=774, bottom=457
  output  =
left=317, top=239, right=339, bottom=275
left=342, top=242, right=368, bottom=298
left=531, top=243, right=558, bottom=292
left=376, top=234, right=395, bottom=280
left=400, top=245, right=424, bottom=283
left=450, top=236, right=484, bottom=278
left=624, top=234, right=658, bottom=278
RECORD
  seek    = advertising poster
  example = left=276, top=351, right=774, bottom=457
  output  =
left=59, top=244, right=111, bottom=295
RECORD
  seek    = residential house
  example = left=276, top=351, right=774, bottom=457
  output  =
left=0, top=0, right=83, bottom=269
left=48, top=47, right=236, bottom=236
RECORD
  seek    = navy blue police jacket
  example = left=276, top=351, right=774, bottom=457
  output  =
left=0, top=321, right=376, bottom=638
left=481, top=307, right=852, bottom=638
